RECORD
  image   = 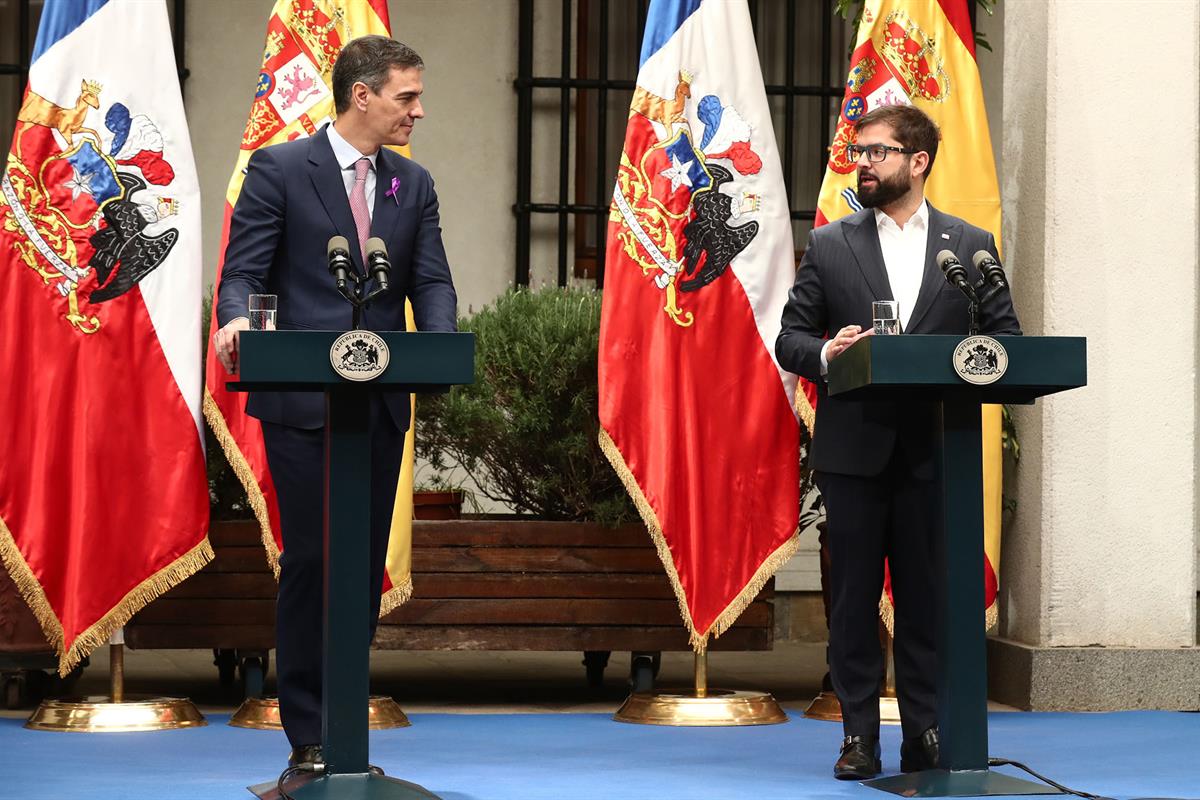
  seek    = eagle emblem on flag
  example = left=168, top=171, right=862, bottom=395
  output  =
left=610, top=70, right=766, bottom=328
left=1, top=79, right=181, bottom=333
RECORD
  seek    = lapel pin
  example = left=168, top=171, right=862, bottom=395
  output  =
left=941, top=232, right=950, bottom=239
left=385, top=177, right=400, bottom=205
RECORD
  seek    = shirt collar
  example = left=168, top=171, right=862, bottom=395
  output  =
left=874, top=199, right=929, bottom=233
left=326, top=122, right=378, bottom=172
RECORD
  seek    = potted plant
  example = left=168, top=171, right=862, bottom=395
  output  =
left=415, top=286, right=637, bottom=525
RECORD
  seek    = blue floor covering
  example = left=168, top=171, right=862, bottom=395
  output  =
left=2, top=710, right=1196, bottom=800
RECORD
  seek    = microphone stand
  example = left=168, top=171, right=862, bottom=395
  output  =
left=335, top=271, right=390, bottom=330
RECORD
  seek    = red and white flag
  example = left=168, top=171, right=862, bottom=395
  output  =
left=599, top=0, right=800, bottom=649
left=0, top=0, right=209, bottom=675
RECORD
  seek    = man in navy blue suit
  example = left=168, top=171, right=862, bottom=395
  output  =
left=213, top=36, right=457, bottom=768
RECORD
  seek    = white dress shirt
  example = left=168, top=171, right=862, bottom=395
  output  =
left=326, top=122, right=377, bottom=218
left=819, top=200, right=930, bottom=374
left=874, top=199, right=928, bottom=332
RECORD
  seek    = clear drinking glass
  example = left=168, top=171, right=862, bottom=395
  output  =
left=248, top=294, right=277, bottom=331
left=872, top=300, right=899, bottom=335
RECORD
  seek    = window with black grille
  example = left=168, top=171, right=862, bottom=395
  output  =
left=514, top=0, right=855, bottom=289
left=0, top=0, right=186, bottom=159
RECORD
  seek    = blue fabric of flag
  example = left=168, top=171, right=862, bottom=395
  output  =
left=638, top=0, right=703, bottom=67
left=31, top=0, right=110, bottom=64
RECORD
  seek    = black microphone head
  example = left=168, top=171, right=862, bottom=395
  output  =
left=972, top=250, right=998, bottom=271
left=327, top=235, right=350, bottom=258
left=936, top=249, right=961, bottom=272
left=365, top=237, right=388, bottom=259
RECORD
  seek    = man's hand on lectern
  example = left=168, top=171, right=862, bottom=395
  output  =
left=826, top=324, right=873, bottom=362
left=214, top=317, right=250, bottom=375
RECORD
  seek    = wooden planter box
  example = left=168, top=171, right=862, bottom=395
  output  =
left=125, top=516, right=774, bottom=691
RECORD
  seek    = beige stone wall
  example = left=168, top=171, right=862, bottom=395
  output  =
left=1001, top=0, right=1199, bottom=648
left=186, top=0, right=517, bottom=317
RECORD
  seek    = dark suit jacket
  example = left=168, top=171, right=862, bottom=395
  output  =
left=775, top=203, right=1020, bottom=479
left=217, top=127, right=458, bottom=430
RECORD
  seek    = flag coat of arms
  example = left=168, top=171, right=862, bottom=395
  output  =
left=0, top=0, right=209, bottom=674
left=806, top=0, right=1006, bottom=629
left=203, top=0, right=418, bottom=613
left=599, top=0, right=800, bottom=649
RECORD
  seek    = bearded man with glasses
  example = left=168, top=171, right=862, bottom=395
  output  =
left=775, top=104, right=1021, bottom=781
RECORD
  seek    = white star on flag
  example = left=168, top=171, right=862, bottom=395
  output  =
left=62, top=166, right=95, bottom=201
left=660, top=152, right=694, bottom=193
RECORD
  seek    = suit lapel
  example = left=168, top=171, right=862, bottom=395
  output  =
left=371, top=148, right=404, bottom=244
left=906, top=203, right=960, bottom=332
left=842, top=211, right=893, bottom=302
left=307, top=128, right=364, bottom=274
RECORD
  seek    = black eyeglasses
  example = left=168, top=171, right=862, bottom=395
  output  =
left=846, top=143, right=919, bottom=163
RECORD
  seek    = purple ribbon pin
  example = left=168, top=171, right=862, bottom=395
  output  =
left=384, top=176, right=400, bottom=205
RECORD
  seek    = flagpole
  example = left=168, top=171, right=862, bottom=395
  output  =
left=24, top=628, right=206, bottom=732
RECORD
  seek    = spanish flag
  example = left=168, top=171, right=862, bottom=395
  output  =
left=203, top=0, right=416, bottom=614
left=804, top=0, right=1003, bottom=630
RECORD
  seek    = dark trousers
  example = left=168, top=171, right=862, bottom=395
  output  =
left=817, top=451, right=941, bottom=741
left=261, top=397, right=405, bottom=749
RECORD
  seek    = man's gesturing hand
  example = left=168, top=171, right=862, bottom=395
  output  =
left=213, top=317, right=251, bottom=375
left=826, top=324, right=873, bottom=363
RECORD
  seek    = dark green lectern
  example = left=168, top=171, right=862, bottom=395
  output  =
left=828, top=335, right=1086, bottom=797
left=232, top=330, right=474, bottom=800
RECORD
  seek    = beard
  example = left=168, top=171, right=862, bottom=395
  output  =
left=857, top=167, right=912, bottom=208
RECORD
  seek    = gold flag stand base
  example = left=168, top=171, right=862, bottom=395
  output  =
left=230, top=695, right=411, bottom=730
left=613, top=652, right=788, bottom=727
left=25, top=642, right=206, bottom=733
left=26, top=694, right=206, bottom=732
left=802, top=690, right=901, bottom=725
left=804, top=631, right=901, bottom=724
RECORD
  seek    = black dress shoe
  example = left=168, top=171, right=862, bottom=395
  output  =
left=834, top=735, right=881, bottom=780
left=288, top=744, right=324, bottom=769
left=900, top=727, right=939, bottom=773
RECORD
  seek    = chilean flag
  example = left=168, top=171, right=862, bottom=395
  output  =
left=0, top=0, right=209, bottom=675
left=599, top=0, right=800, bottom=648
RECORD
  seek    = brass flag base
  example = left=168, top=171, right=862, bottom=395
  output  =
left=231, top=695, right=411, bottom=730
left=25, top=641, right=205, bottom=732
left=614, top=687, right=788, bottom=726
left=802, top=691, right=901, bottom=725
left=25, top=694, right=206, bottom=732
left=613, top=651, right=787, bottom=726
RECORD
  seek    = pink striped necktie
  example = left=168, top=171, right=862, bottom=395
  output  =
left=348, top=156, right=371, bottom=264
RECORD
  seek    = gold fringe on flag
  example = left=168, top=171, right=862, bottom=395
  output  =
left=203, top=388, right=280, bottom=578
left=0, top=514, right=212, bottom=676
left=599, top=428, right=801, bottom=652
left=878, top=592, right=999, bottom=637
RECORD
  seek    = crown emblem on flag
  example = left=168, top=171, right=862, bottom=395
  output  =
left=881, top=11, right=950, bottom=102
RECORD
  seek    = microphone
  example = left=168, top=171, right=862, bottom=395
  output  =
left=364, top=237, right=391, bottom=293
left=327, top=235, right=353, bottom=292
left=936, top=249, right=975, bottom=299
left=972, top=250, right=1009, bottom=290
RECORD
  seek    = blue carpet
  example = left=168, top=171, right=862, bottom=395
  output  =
left=3, top=710, right=1196, bottom=799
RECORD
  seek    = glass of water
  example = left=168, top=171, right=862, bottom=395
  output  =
left=248, top=294, right=277, bottom=331
left=872, top=300, right=899, bottom=335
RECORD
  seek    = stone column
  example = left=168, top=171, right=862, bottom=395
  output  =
left=991, top=0, right=1200, bottom=710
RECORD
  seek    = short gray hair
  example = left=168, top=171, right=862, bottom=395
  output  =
left=332, top=36, right=424, bottom=114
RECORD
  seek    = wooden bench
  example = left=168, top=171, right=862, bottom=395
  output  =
left=125, top=517, right=774, bottom=694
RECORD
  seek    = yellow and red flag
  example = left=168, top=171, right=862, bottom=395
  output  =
left=203, top=0, right=416, bottom=614
left=0, top=0, right=209, bottom=675
left=806, top=0, right=1004, bottom=628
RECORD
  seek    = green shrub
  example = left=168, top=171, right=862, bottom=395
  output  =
left=415, top=286, right=637, bottom=526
